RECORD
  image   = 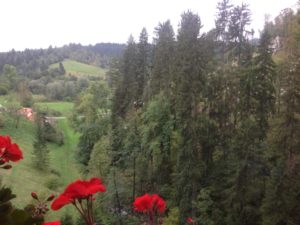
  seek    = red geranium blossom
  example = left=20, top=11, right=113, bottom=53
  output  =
left=42, top=221, right=61, bottom=225
left=133, top=193, right=166, bottom=214
left=133, top=193, right=166, bottom=225
left=187, top=217, right=194, bottom=223
left=51, top=178, right=106, bottom=225
left=51, top=178, right=106, bottom=210
left=0, top=135, right=23, bottom=162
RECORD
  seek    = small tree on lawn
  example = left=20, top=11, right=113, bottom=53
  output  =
left=32, top=112, right=49, bottom=171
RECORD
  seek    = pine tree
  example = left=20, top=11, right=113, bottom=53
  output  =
left=112, top=35, right=138, bottom=118
left=262, top=42, right=300, bottom=225
left=150, top=20, right=175, bottom=96
left=135, top=28, right=150, bottom=104
left=173, top=11, right=210, bottom=224
left=228, top=3, right=252, bottom=64
left=32, top=112, right=49, bottom=171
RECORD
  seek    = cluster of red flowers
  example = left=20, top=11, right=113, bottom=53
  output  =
left=51, top=178, right=106, bottom=225
left=133, top=193, right=166, bottom=225
left=0, top=135, right=23, bottom=169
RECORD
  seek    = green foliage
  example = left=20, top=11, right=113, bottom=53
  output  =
left=0, top=186, right=15, bottom=224
left=150, top=20, right=175, bottom=97
left=0, top=185, right=42, bottom=225
left=88, top=136, right=111, bottom=177
left=163, top=207, right=180, bottom=225
left=195, top=189, right=217, bottom=225
left=18, top=83, right=34, bottom=107
left=32, top=113, right=50, bottom=171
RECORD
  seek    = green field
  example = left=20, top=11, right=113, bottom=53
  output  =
left=0, top=115, right=81, bottom=220
left=0, top=93, right=20, bottom=107
left=51, top=59, right=107, bottom=77
left=34, top=101, right=74, bottom=117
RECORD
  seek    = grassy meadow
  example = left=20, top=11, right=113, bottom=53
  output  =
left=34, top=101, right=74, bottom=117
left=0, top=112, right=81, bottom=220
left=51, top=59, right=107, bottom=78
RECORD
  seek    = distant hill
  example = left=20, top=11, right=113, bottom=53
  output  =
left=0, top=43, right=125, bottom=78
left=50, top=59, right=107, bottom=78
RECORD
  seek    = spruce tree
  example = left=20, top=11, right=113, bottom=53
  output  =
left=32, top=112, right=49, bottom=171
left=150, top=20, right=175, bottom=96
left=135, top=28, right=150, bottom=104
left=173, top=11, right=209, bottom=224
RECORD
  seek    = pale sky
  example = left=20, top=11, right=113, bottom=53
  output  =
left=0, top=0, right=297, bottom=52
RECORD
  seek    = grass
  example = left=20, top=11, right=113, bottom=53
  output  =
left=34, top=101, right=74, bottom=117
left=0, top=114, right=81, bottom=220
left=0, top=93, right=20, bottom=107
left=51, top=59, right=107, bottom=78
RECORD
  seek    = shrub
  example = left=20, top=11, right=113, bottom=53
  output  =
left=43, top=122, right=64, bottom=146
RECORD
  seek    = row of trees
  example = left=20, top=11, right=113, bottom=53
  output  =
left=73, top=1, right=300, bottom=225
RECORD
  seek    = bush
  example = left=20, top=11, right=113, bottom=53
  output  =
left=43, top=122, right=64, bottom=145
left=20, top=93, right=34, bottom=107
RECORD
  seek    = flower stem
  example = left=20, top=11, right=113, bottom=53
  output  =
left=73, top=201, right=89, bottom=225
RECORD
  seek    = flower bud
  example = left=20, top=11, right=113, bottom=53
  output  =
left=47, top=194, right=55, bottom=202
left=2, top=165, right=12, bottom=169
left=31, top=192, right=39, bottom=200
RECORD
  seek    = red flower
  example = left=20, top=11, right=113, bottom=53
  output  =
left=133, top=193, right=153, bottom=212
left=152, top=194, right=166, bottom=214
left=187, top=217, right=194, bottom=223
left=51, top=178, right=106, bottom=210
left=134, top=194, right=166, bottom=225
left=0, top=136, right=23, bottom=162
left=133, top=193, right=166, bottom=214
left=42, top=221, right=61, bottom=225
left=51, top=194, right=73, bottom=210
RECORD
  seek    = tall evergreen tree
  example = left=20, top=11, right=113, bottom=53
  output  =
left=112, top=35, right=138, bottom=118
left=173, top=11, right=210, bottom=224
left=228, top=3, right=252, bottom=64
left=150, top=20, right=175, bottom=96
left=135, top=28, right=150, bottom=104
left=32, top=112, right=49, bottom=171
left=262, top=27, right=300, bottom=224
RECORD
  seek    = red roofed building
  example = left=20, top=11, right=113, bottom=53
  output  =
left=18, top=107, right=35, bottom=121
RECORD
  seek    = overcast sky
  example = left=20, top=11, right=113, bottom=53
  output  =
left=0, top=0, right=298, bottom=52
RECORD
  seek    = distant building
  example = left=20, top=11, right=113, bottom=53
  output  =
left=18, top=107, right=35, bottom=121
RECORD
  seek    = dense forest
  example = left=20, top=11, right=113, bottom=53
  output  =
left=1, top=0, right=300, bottom=225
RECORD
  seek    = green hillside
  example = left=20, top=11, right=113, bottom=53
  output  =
left=51, top=59, right=107, bottom=77
left=0, top=115, right=81, bottom=220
